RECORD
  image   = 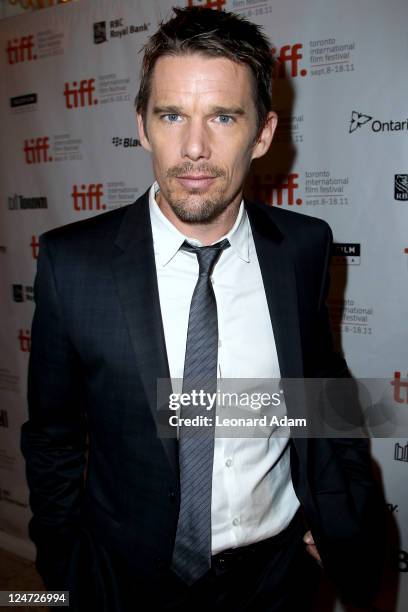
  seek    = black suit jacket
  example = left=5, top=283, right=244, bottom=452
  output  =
left=21, top=190, right=386, bottom=610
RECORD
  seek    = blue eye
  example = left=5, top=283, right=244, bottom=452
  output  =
left=163, top=114, right=181, bottom=123
left=217, top=115, right=234, bottom=125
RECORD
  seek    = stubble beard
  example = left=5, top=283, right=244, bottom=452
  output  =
left=161, top=162, right=232, bottom=224
left=165, top=188, right=231, bottom=224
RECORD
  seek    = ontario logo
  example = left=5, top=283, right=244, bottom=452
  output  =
left=349, top=111, right=408, bottom=134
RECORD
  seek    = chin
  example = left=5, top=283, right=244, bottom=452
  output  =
left=171, top=198, right=230, bottom=225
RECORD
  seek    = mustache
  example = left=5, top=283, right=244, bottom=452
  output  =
left=167, top=163, right=225, bottom=178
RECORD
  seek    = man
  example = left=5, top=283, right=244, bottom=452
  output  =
left=21, top=6, right=386, bottom=611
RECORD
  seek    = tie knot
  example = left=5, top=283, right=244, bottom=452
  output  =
left=181, top=238, right=230, bottom=277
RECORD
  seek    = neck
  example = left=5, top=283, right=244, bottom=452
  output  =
left=156, top=192, right=242, bottom=246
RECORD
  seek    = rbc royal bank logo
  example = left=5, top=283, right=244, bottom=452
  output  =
left=94, top=22, right=107, bottom=44
left=395, top=175, right=408, bottom=201
left=64, top=79, right=98, bottom=108
left=272, top=44, right=307, bottom=78
left=6, top=35, right=36, bottom=64
left=23, top=137, right=52, bottom=164
left=72, top=184, right=106, bottom=211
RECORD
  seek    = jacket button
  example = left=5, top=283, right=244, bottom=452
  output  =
left=168, top=488, right=176, bottom=503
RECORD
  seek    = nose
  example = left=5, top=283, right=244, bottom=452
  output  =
left=180, top=118, right=211, bottom=161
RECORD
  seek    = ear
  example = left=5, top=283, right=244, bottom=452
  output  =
left=136, top=112, right=152, bottom=152
left=251, top=111, right=278, bottom=160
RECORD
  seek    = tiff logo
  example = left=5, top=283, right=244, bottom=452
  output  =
left=18, top=329, right=31, bottom=353
left=30, top=235, right=39, bottom=260
left=72, top=184, right=106, bottom=211
left=251, top=173, right=302, bottom=206
left=64, top=79, right=98, bottom=109
left=391, top=372, right=408, bottom=404
left=272, top=44, right=307, bottom=78
left=0, top=410, right=8, bottom=428
left=394, top=442, right=408, bottom=462
left=23, top=137, right=52, bottom=164
left=187, top=0, right=226, bottom=9
left=6, top=36, right=36, bottom=64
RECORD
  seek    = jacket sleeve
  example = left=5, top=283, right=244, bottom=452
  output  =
left=312, top=223, right=387, bottom=606
left=20, top=233, right=87, bottom=591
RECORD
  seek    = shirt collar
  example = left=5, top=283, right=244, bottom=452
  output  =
left=149, top=181, right=250, bottom=267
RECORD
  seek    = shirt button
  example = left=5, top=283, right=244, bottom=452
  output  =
left=225, top=458, right=232, bottom=467
left=218, top=339, right=222, bottom=347
left=232, top=518, right=240, bottom=526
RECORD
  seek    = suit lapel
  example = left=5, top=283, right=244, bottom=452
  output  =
left=112, top=190, right=178, bottom=480
left=245, top=200, right=310, bottom=486
left=245, top=200, right=304, bottom=380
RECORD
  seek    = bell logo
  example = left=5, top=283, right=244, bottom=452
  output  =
left=6, top=36, right=36, bottom=65
left=64, top=79, right=98, bottom=109
left=272, top=44, right=307, bottom=78
left=251, top=173, right=302, bottom=207
left=187, top=0, right=226, bottom=9
left=23, top=137, right=52, bottom=164
left=391, top=372, right=408, bottom=404
left=72, top=184, right=106, bottom=211
left=18, top=329, right=31, bottom=353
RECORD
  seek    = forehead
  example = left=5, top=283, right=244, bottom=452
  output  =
left=148, top=54, right=255, bottom=106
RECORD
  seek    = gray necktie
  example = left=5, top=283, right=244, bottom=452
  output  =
left=171, top=238, right=230, bottom=585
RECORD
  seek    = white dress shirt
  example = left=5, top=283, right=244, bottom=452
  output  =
left=148, top=182, right=300, bottom=554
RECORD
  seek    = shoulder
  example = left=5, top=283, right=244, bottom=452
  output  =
left=39, top=189, right=149, bottom=259
left=41, top=203, right=129, bottom=251
left=245, top=199, right=332, bottom=241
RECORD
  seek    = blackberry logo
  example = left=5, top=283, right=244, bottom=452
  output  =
left=112, top=137, right=141, bottom=148
left=395, top=174, right=408, bottom=201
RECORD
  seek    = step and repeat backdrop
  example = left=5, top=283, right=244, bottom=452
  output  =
left=0, top=0, right=407, bottom=609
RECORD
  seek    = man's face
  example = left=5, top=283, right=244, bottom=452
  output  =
left=137, top=54, right=277, bottom=224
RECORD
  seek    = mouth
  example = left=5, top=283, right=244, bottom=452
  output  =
left=176, top=175, right=216, bottom=190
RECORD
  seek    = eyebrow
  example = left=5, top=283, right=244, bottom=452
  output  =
left=152, top=105, right=246, bottom=116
